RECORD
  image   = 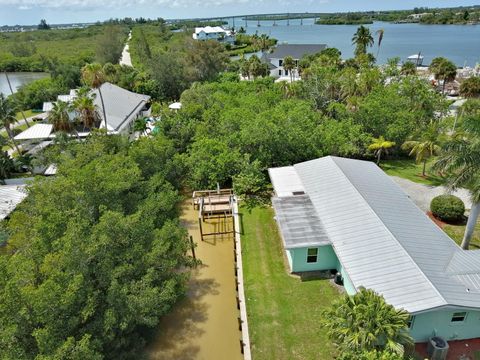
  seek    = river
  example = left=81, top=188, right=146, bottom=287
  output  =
left=0, top=72, right=49, bottom=96
left=227, top=19, right=480, bottom=66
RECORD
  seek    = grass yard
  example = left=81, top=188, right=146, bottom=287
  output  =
left=444, top=221, right=480, bottom=249
left=381, top=159, right=444, bottom=187
left=241, top=206, right=337, bottom=360
left=16, top=110, right=35, bottom=120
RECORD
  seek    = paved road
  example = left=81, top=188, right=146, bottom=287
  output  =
left=390, top=175, right=472, bottom=212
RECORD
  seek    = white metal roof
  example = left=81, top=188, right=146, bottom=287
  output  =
left=0, top=185, right=27, bottom=220
left=14, top=124, right=53, bottom=140
left=168, top=102, right=182, bottom=110
left=43, top=102, right=54, bottom=112
left=194, top=26, right=227, bottom=34
left=270, top=156, right=480, bottom=313
left=268, top=166, right=305, bottom=197
left=44, top=164, right=57, bottom=176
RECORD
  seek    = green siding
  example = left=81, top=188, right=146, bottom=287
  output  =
left=336, top=262, right=357, bottom=295
left=410, top=309, right=480, bottom=342
left=289, top=245, right=338, bottom=273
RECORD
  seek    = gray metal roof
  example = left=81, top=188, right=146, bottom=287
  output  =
left=272, top=195, right=330, bottom=249
left=263, top=44, right=327, bottom=60
left=93, top=83, right=150, bottom=133
left=270, top=156, right=480, bottom=313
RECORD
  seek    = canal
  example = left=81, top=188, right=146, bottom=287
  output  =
left=146, top=199, right=243, bottom=360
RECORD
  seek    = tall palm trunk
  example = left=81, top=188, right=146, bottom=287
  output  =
left=376, top=150, right=382, bottom=165
left=6, top=127, right=21, bottom=154
left=422, top=159, right=427, bottom=177
left=461, top=202, right=480, bottom=250
left=4, top=72, right=30, bottom=128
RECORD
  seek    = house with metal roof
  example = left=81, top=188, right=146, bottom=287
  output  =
left=192, top=26, right=235, bottom=44
left=269, top=156, right=480, bottom=342
left=39, top=83, right=150, bottom=136
left=261, top=44, right=327, bottom=80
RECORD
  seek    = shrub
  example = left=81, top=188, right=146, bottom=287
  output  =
left=430, top=194, right=465, bottom=222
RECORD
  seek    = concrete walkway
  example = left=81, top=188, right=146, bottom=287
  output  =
left=390, top=175, right=472, bottom=212
left=119, top=32, right=133, bottom=67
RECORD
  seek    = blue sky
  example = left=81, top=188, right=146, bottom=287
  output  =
left=0, top=0, right=478, bottom=26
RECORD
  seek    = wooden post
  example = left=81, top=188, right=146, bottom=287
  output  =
left=240, top=339, right=244, bottom=354
left=237, top=317, right=242, bottom=331
left=198, top=217, right=204, bottom=242
left=190, top=235, right=196, bottom=261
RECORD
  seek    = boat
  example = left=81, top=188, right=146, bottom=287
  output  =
left=407, top=53, right=424, bottom=66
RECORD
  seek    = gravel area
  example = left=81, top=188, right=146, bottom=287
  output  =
left=390, top=176, right=472, bottom=212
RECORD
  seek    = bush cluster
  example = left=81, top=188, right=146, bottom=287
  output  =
left=430, top=194, right=465, bottom=222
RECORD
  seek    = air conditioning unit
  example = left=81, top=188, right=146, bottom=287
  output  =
left=427, top=336, right=449, bottom=360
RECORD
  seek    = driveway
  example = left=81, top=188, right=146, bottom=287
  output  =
left=390, top=176, right=472, bottom=212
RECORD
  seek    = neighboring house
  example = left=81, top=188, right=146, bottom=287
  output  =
left=93, top=82, right=151, bottom=134
left=41, top=83, right=151, bottom=135
left=269, top=156, right=480, bottom=343
left=192, top=26, right=235, bottom=44
left=261, top=44, right=327, bottom=80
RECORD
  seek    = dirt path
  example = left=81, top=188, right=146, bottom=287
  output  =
left=146, top=200, right=243, bottom=360
left=119, top=32, right=133, bottom=67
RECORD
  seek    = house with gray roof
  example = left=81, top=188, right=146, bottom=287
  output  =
left=269, top=156, right=480, bottom=342
left=262, top=44, right=327, bottom=80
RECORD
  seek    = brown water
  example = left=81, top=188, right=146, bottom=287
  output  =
left=146, top=200, right=243, bottom=360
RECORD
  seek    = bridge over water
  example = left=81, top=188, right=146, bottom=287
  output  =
left=170, top=12, right=326, bottom=28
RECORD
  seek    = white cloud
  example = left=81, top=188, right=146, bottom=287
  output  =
left=0, top=0, right=255, bottom=9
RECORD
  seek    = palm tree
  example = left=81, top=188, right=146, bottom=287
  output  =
left=48, top=100, right=73, bottom=133
left=254, top=33, right=270, bottom=52
left=133, top=117, right=148, bottom=136
left=3, top=71, right=30, bottom=128
left=323, top=288, right=413, bottom=355
left=400, top=61, right=417, bottom=76
left=368, top=136, right=395, bottom=165
left=434, top=112, right=480, bottom=250
left=402, top=121, right=444, bottom=176
left=81, top=63, right=108, bottom=131
left=283, top=56, right=295, bottom=82
left=459, top=76, right=480, bottom=98
left=375, top=29, right=384, bottom=58
left=0, top=151, right=14, bottom=183
left=352, top=25, right=374, bottom=57
left=429, top=57, right=457, bottom=94
left=0, top=93, right=21, bottom=154
left=72, top=87, right=101, bottom=131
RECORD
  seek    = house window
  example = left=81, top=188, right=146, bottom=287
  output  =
left=451, top=312, right=467, bottom=323
left=407, top=315, right=415, bottom=329
left=278, top=70, right=282, bottom=76
left=307, top=248, right=318, bottom=263
left=279, top=59, right=283, bottom=66
left=285, top=70, right=289, bottom=76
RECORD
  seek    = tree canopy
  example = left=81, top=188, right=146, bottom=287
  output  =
left=0, top=133, right=193, bottom=359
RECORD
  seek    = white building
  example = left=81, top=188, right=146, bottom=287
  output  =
left=261, top=44, right=327, bottom=80
left=192, top=26, right=235, bottom=44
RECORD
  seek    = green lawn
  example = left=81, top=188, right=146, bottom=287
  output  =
left=381, top=159, right=444, bottom=187
left=16, top=110, right=35, bottom=120
left=241, top=206, right=337, bottom=360
left=444, top=221, right=480, bottom=249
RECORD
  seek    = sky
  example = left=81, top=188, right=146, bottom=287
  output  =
left=0, top=0, right=478, bottom=26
